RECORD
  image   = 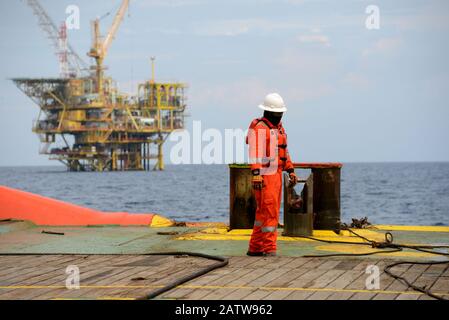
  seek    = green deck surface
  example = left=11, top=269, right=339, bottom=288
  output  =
left=1, top=220, right=448, bottom=261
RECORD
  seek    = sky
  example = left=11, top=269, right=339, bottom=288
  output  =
left=0, top=0, right=448, bottom=166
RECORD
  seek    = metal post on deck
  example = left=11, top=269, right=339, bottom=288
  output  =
left=310, top=164, right=342, bottom=232
left=228, top=163, right=342, bottom=231
left=229, top=164, right=257, bottom=229
left=283, top=172, right=314, bottom=237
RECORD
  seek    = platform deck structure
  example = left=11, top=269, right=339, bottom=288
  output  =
left=12, top=78, right=186, bottom=172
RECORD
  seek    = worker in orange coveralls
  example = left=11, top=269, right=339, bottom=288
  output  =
left=246, top=93, right=298, bottom=257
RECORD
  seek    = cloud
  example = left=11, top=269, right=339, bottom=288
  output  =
left=275, top=46, right=336, bottom=75
left=194, top=20, right=252, bottom=37
left=284, top=0, right=306, bottom=4
left=341, top=72, right=370, bottom=89
left=283, top=84, right=335, bottom=104
left=200, top=58, right=245, bottom=65
left=193, top=19, right=309, bottom=37
left=190, top=77, right=270, bottom=109
left=362, top=38, right=403, bottom=57
left=191, top=76, right=335, bottom=111
left=298, top=34, right=330, bottom=46
left=387, top=3, right=449, bottom=31
left=136, top=0, right=206, bottom=8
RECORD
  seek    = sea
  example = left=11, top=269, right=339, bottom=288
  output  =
left=0, top=163, right=448, bottom=226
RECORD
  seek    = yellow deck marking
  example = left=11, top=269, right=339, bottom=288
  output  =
left=150, top=215, right=174, bottom=228
left=177, top=225, right=449, bottom=238
left=174, top=227, right=448, bottom=258
left=179, top=285, right=425, bottom=296
left=314, top=244, right=437, bottom=258
left=97, top=297, right=136, bottom=300
left=176, top=228, right=386, bottom=242
left=4, top=284, right=448, bottom=297
left=374, top=225, right=449, bottom=233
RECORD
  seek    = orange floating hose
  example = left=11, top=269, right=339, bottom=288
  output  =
left=0, top=185, right=162, bottom=226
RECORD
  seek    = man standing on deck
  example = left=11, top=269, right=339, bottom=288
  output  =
left=246, top=93, right=298, bottom=257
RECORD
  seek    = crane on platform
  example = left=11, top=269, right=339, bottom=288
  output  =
left=88, top=0, right=130, bottom=94
left=24, top=0, right=88, bottom=78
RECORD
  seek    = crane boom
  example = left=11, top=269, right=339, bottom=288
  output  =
left=102, top=0, right=129, bottom=58
left=88, top=0, right=130, bottom=94
left=24, top=0, right=88, bottom=77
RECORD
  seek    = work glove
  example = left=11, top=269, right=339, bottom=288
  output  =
left=252, top=175, right=264, bottom=190
left=289, top=172, right=298, bottom=187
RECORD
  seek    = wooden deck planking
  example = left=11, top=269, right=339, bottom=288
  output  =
left=282, top=267, right=329, bottom=300
left=198, top=267, right=273, bottom=300
left=93, top=269, right=167, bottom=299
left=161, top=257, right=252, bottom=300
left=224, top=258, right=316, bottom=299
left=0, top=255, right=448, bottom=300
left=283, top=289, right=315, bottom=300
left=126, top=257, right=225, bottom=300
left=412, top=273, right=444, bottom=301
left=316, top=260, right=343, bottom=270
left=62, top=256, right=189, bottom=299
left=372, top=261, right=422, bottom=300
left=0, top=255, right=60, bottom=274
left=223, top=260, right=308, bottom=300
left=443, top=266, right=449, bottom=277
left=286, top=268, right=328, bottom=289
left=305, top=270, right=349, bottom=300
left=425, top=263, right=448, bottom=275
left=0, top=255, right=81, bottom=281
left=241, top=289, right=272, bottom=300
left=1, top=255, right=136, bottom=299
left=235, top=267, right=294, bottom=300
left=307, top=268, right=364, bottom=300
left=328, top=263, right=374, bottom=300
left=0, top=255, right=86, bottom=292
left=282, top=257, right=312, bottom=269
left=261, top=265, right=313, bottom=300
left=348, top=259, right=392, bottom=300
left=58, top=269, right=148, bottom=299
left=0, top=255, right=97, bottom=300
left=18, top=255, right=121, bottom=300
left=300, top=258, right=327, bottom=270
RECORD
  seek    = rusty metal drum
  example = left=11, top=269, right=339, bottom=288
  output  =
left=311, top=165, right=342, bottom=232
left=229, top=164, right=256, bottom=229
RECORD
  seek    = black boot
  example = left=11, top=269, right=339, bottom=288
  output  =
left=246, top=251, right=264, bottom=257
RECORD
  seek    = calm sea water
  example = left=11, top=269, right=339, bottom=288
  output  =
left=0, top=163, right=448, bottom=226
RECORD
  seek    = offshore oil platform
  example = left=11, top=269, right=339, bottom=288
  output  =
left=12, top=0, right=187, bottom=171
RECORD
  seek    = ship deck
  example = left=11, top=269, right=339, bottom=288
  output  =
left=1, top=220, right=448, bottom=300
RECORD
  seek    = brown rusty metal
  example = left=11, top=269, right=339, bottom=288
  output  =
left=293, top=162, right=343, bottom=169
left=229, top=165, right=256, bottom=229
left=311, top=166, right=341, bottom=232
left=282, top=173, right=313, bottom=237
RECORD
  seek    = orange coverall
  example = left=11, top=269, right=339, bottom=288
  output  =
left=247, top=117, right=294, bottom=254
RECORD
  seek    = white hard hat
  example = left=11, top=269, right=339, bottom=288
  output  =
left=258, top=93, right=287, bottom=113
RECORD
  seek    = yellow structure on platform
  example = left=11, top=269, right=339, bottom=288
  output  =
left=13, top=0, right=187, bottom=171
